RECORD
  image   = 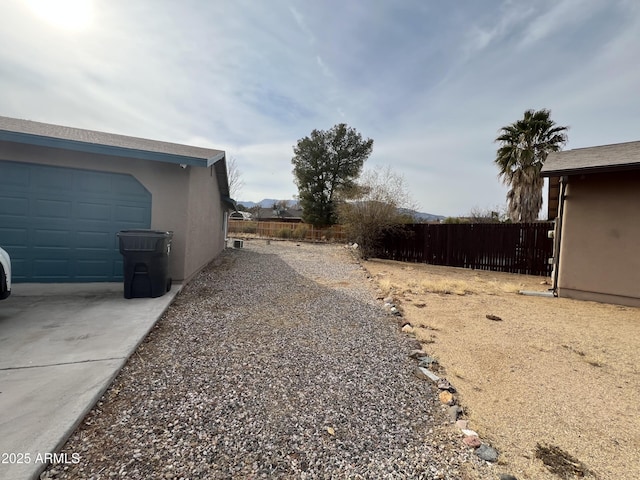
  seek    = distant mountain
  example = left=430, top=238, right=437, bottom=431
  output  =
left=417, top=212, right=446, bottom=222
left=236, top=200, right=443, bottom=222
left=236, top=199, right=297, bottom=209
left=400, top=209, right=445, bottom=223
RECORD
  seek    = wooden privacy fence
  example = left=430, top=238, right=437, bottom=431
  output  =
left=228, top=220, right=346, bottom=242
left=378, top=222, right=554, bottom=276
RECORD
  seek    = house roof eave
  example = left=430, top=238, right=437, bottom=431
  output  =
left=0, top=116, right=225, bottom=168
left=541, top=162, right=640, bottom=177
left=541, top=140, right=640, bottom=177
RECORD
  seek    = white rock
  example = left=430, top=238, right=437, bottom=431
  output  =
left=416, top=366, right=440, bottom=382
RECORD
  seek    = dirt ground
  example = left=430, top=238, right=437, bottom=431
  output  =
left=363, top=259, right=640, bottom=480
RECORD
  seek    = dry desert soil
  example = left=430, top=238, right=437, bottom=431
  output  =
left=362, top=258, right=640, bottom=480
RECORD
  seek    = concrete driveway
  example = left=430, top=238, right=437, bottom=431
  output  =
left=0, top=283, right=180, bottom=480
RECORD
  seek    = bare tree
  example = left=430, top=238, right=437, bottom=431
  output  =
left=226, top=156, right=244, bottom=199
left=337, top=166, right=416, bottom=259
left=467, top=204, right=509, bottom=223
left=270, top=200, right=290, bottom=218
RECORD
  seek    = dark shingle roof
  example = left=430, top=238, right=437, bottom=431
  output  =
left=256, top=207, right=304, bottom=220
left=541, top=140, right=640, bottom=176
left=0, top=115, right=225, bottom=167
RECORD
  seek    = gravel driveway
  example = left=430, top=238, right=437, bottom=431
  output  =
left=42, top=241, right=478, bottom=479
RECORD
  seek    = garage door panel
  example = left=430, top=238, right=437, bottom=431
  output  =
left=0, top=160, right=151, bottom=282
left=33, top=228, right=72, bottom=247
left=76, top=260, right=111, bottom=280
left=34, top=198, right=73, bottom=219
left=113, top=259, right=123, bottom=275
left=114, top=175, right=152, bottom=199
left=33, top=259, right=71, bottom=279
left=75, top=202, right=111, bottom=221
left=0, top=227, right=28, bottom=246
left=0, top=162, right=29, bottom=187
left=0, top=196, right=29, bottom=216
left=10, top=258, right=28, bottom=282
left=33, top=166, right=74, bottom=191
left=75, top=170, right=113, bottom=194
left=114, top=204, right=150, bottom=224
left=75, top=231, right=111, bottom=250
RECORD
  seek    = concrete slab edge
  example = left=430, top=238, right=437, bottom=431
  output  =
left=518, top=290, right=555, bottom=298
left=29, top=284, right=183, bottom=480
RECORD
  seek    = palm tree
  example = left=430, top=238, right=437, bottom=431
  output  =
left=495, top=109, right=568, bottom=222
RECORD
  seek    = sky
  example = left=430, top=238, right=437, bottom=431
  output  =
left=1, top=0, right=639, bottom=217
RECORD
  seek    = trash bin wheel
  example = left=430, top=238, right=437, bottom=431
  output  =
left=166, top=277, right=172, bottom=292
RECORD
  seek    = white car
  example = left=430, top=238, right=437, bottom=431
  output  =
left=0, top=247, right=11, bottom=300
left=229, top=211, right=253, bottom=221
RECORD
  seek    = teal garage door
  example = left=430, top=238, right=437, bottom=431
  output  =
left=0, top=160, right=151, bottom=282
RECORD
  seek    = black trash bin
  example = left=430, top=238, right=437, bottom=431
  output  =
left=117, top=230, right=173, bottom=299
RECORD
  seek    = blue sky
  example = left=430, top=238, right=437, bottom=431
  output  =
left=1, top=0, right=639, bottom=216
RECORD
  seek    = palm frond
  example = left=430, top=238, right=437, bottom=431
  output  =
left=495, top=109, right=568, bottom=222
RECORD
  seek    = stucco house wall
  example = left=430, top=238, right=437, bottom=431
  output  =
left=558, top=171, right=640, bottom=306
left=0, top=136, right=227, bottom=283
left=542, top=140, right=640, bottom=307
left=183, top=163, right=227, bottom=280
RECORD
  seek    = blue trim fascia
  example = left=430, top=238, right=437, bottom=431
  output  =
left=207, top=151, right=226, bottom=167
left=0, top=130, right=219, bottom=167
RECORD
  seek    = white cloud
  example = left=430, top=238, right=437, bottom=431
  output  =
left=223, top=141, right=298, bottom=202
left=288, top=5, right=316, bottom=45
left=1, top=0, right=639, bottom=216
left=316, top=56, right=334, bottom=79
left=463, top=3, right=535, bottom=54
left=518, top=0, right=599, bottom=48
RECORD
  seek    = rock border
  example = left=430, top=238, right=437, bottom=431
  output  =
left=380, top=295, right=520, bottom=480
left=353, top=246, right=519, bottom=479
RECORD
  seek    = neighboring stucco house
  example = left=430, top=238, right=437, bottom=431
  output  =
left=541, top=140, right=640, bottom=307
left=0, top=116, right=233, bottom=284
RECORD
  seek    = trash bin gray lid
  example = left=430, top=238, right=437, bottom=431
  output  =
left=117, top=230, right=173, bottom=237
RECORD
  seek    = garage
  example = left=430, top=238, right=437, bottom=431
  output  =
left=0, top=160, right=151, bottom=282
left=0, top=115, right=232, bottom=284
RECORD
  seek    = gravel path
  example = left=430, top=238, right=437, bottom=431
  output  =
left=42, top=240, right=480, bottom=479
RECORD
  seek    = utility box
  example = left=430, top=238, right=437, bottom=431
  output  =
left=117, top=230, right=173, bottom=299
left=227, top=238, right=244, bottom=249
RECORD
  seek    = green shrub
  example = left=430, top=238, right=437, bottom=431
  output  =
left=277, top=228, right=291, bottom=239
left=293, top=225, right=309, bottom=240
